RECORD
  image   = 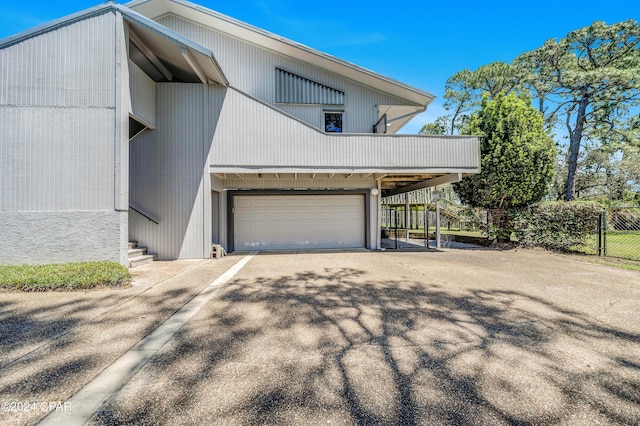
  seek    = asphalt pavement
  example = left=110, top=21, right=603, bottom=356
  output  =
left=0, top=249, right=639, bottom=425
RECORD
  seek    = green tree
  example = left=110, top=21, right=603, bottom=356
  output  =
left=443, top=69, right=474, bottom=135
left=515, top=19, right=640, bottom=201
left=443, top=62, right=524, bottom=134
left=454, top=92, right=557, bottom=240
left=419, top=116, right=449, bottom=135
left=569, top=133, right=640, bottom=202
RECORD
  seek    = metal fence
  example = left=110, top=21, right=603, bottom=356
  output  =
left=381, top=194, right=640, bottom=261
left=600, top=207, right=640, bottom=261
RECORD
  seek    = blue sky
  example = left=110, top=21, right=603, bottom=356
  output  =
left=1, top=0, right=638, bottom=133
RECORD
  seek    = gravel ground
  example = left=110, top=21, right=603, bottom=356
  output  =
left=74, top=249, right=640, bottom=425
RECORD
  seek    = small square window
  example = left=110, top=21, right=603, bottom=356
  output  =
left=324, top=111, right=343, bottom=133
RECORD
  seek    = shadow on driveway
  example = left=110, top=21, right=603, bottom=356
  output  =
left=0, top=259, right=237, bottom=425
left=93, top=253, right=640, bottom=425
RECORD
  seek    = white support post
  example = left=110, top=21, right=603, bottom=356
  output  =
left=423, top=188, right=428, bottom=248
left=435, top=187, right=441, bottom=249
left=405, top=193, right=410, bottom=243
left=376, top=181, right=382, bottom=249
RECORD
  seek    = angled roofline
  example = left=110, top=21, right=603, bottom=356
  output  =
left=0, top=0, right=228, bottom=85
left=125, top=0, right=435, bottom=107
left=0, top=1, right=117, bottom=48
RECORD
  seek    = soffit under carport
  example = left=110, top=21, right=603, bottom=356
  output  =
left=379, top=173, right=467, bottom=197
left=210, top=170, right=467, bottom=197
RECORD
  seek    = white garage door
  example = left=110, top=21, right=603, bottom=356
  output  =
left=234, top=194, right=365, bottom=251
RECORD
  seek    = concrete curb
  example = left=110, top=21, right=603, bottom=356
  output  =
left=38, top=254, right=255, bottom=426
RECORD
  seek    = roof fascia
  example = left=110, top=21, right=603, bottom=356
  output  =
left=126, top=0, right=434, bottom=107
left=116, top=3, right=209, bottom=60
left=0, top=2, right=115, bottom=48
left=0, top=1, right=228, bottom=86
left=116, top=3, right=228, bottom=85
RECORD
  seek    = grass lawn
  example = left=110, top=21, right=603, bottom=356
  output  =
left=604, top=231, right=640, bottom=261
left=592, top=259, right=640, bottom=271
left=0, top=262, right=131, bottom=291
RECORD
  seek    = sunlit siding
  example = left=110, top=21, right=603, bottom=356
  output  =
left=129, top=59, right=156, bottom=126
left=0, top=108, right=116, bottom=211
left=0, top=12, right=115, bottom=108
left=0, top=11, right=117, bottom=212
left=156, top=14, right=415, bottom=134
left=0, top=11, right=127, bottom=264
left=275, top=68, right=345, bottom=105
left=211, top=89, right=480, bottom=172
left=129, top=83, right=226, bottom=259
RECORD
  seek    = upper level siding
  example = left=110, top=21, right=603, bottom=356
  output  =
left=0, top=12, right=116, bottom=108
left=156, top=14, right=416, bottom=134
left=0, top=11, right=118, bottom=212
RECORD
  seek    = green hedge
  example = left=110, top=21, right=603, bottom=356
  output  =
left=513, top=201, right=603, bottom=252
left=0, top=262, right=131, bottom=291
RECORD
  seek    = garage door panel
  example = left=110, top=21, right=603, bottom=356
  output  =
left=234, top=194, right=365, bottom=251
left=236, top=198, right=253, bottom=208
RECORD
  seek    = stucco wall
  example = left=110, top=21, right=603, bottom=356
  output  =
left=0, top=211, right=125, bottom=264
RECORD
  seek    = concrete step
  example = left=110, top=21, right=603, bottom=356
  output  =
left=128, top=247, right=147, bottom=260
left=129, top=253, right=157, bottom=268
left=128, top=241, right=138, bottom=250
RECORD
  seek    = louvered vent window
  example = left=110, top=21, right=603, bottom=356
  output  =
left=276, top=68, right=345, bottom=105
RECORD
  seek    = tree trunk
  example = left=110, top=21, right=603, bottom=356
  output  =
left=564, top=93, right=590, bottom=201
left=489, top=209, right=514, bottom=243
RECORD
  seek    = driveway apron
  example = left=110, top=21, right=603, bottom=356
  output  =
left=80, top=250, right=640, bottom=425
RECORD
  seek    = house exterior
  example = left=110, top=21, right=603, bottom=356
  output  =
left=0, top=0, right=480, bottom=265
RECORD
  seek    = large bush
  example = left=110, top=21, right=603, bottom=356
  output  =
left=513, top=201, right=603, bottom=252
left=454, top=92, right=556, bottom=241
left=455, top=92, right=556, bottom=211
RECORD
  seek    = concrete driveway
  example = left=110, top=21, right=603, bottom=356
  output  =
left=1, top=249, right=639, bottom=425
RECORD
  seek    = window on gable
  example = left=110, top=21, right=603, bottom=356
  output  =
left=276, top=68, right=345, bottom=105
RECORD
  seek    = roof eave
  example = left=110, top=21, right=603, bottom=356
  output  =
left=0, top=1, right=228, bottom=86
left=126, top=0, right=435, bottom=106
left=118, top=3, right=228, bottom=85
left=0, top=2, right=115, bottom=49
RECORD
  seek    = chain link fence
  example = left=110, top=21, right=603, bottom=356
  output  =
left=381, top=191, right=640, bottom=261
left=601, top=207, right=640, bottom=261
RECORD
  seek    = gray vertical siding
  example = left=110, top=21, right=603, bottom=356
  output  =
left=129, top=59, right=156, bottom=126
left=0, top=13, right=116, bottom=108
left=275, top=68, right=345, bottom=105
left=129, top=83, right=226, bottom=259
left=0, top=11, right=129, bottom=264
left=210, top=89, right=480, bottom=171
left=0, top=11, right=117, bottom=212
left=0, top=108, right=116, bottom=211
left=156, top=14, right=415, bottom=134
left=115, top=12, right=130, bottom=265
